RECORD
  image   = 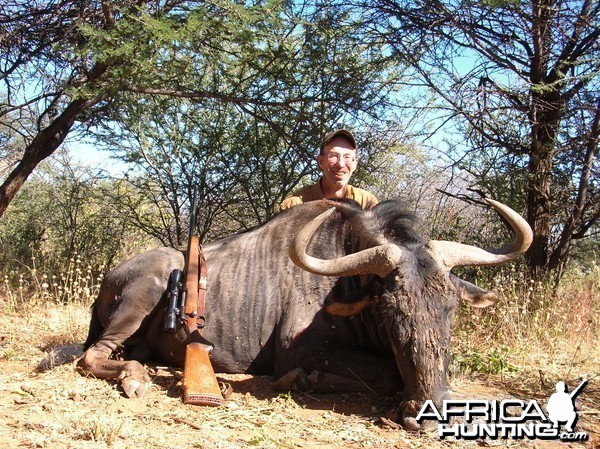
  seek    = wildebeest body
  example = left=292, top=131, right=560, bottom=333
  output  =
left=87, top=202, right=401, bottom=382
left=80, top=198, right=532, bottom=429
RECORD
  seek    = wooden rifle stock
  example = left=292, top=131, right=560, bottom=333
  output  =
left=181, top=234, right=225, bottom=406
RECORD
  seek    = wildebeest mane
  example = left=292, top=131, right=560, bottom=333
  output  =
left=371, top=200, right=428, bottom=245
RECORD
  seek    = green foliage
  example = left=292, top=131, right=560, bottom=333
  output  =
left=84, top=2, right=404, bottom=242
left=480, top=0, right=521, bottom=8
left=452, top=347, right=518, bottom=376
left=0, top=155, right=152, bottom=278
left=69, top=1, right=291, bottom=100
left=0, top=178, right=49, bottom=266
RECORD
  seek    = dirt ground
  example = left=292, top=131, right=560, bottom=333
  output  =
left=0, top=305, right=598, bottom=449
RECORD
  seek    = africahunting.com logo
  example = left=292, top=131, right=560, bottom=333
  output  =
left=416, top=380, right=589, bottom=441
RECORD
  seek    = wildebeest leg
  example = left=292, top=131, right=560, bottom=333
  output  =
left=273, top=349, right=402, bottom=396
left=274, top=368, right=398, bottom=395
left=77, top=255, right=178, bottom=398
left=77, top=340, right=151, bottom=398
left=77, top=297, right=157, bottom=397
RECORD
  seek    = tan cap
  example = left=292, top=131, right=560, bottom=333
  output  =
left=320, top=129, right=357, bottom=152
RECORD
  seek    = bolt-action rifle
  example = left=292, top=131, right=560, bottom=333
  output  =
left=164, top=187, right=229, bottom=406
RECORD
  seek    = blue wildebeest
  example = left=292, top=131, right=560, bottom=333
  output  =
left=77, top=198, right=532, bottom=429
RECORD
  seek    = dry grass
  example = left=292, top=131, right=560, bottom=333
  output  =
left=2, top=254, right=103, bottom=313
left=452, top=264, right=599, bottom=380
left=0, top=262, right=598, bottom=448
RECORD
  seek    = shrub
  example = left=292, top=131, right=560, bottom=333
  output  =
left=452, top=263, right=599, bottom=377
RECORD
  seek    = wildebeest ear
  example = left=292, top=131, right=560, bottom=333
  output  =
left=450, top=274, right=499, bottom=308
left=324, top=296, right=377, bottom=317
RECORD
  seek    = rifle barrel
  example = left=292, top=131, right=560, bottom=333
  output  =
left=188, top=185, right=199, bottom=239
left=569, top=380, right=588, bottom=399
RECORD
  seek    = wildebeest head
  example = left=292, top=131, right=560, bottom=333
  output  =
left=290, top=198, right=532, bottom=430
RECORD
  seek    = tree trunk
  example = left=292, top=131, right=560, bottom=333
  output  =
left=525, top=151, right=553, bottom=278
left=0, top=98, right=93, bottom=218
left=525, top=0, right=564, bottom=278
left=0, top=58, right=109, bottom=219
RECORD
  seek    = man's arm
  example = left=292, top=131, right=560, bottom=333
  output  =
left=351, top=186, right=378, bottom=210
left=279, top=195, right=303, bottom=212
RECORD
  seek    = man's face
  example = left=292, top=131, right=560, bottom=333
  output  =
left=317, top=137, right=358, bottom=188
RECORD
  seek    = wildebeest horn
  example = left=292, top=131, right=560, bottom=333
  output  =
left=427, top=199, right=533, bottom=270
left=290, top=207, right=405, bottom=278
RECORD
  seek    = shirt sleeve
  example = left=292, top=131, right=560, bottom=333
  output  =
left=279, top=195, right=304, bottom=212
left=363, top=192, right=379, bottom=209
left=350, top=186, right=378, bottom=210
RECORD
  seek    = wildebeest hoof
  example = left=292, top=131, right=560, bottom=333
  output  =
left=121, top=377, right=150, bottom=398
left=273, top=368, right=309, bottom=391
left=118, top=362, right=151, bottom=398
left=402, top=416, right=421, bottom=432
left=398, top=400, right=423, bottom=432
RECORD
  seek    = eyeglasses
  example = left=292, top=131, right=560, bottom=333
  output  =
left=326, top=153, right=356, bottom=163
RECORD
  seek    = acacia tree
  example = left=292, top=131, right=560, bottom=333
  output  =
left=86, top=4, right=402, bottom=244
left=362, top=0, right=599, bottom=279
left=1, top=0, right=124, bottom=216
left=1, top=0, right=290, bottom=217
left=0, top=0, right=399, bottom=219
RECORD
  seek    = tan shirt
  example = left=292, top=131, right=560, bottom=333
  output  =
left=279, top=180, right=378, bottom=212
